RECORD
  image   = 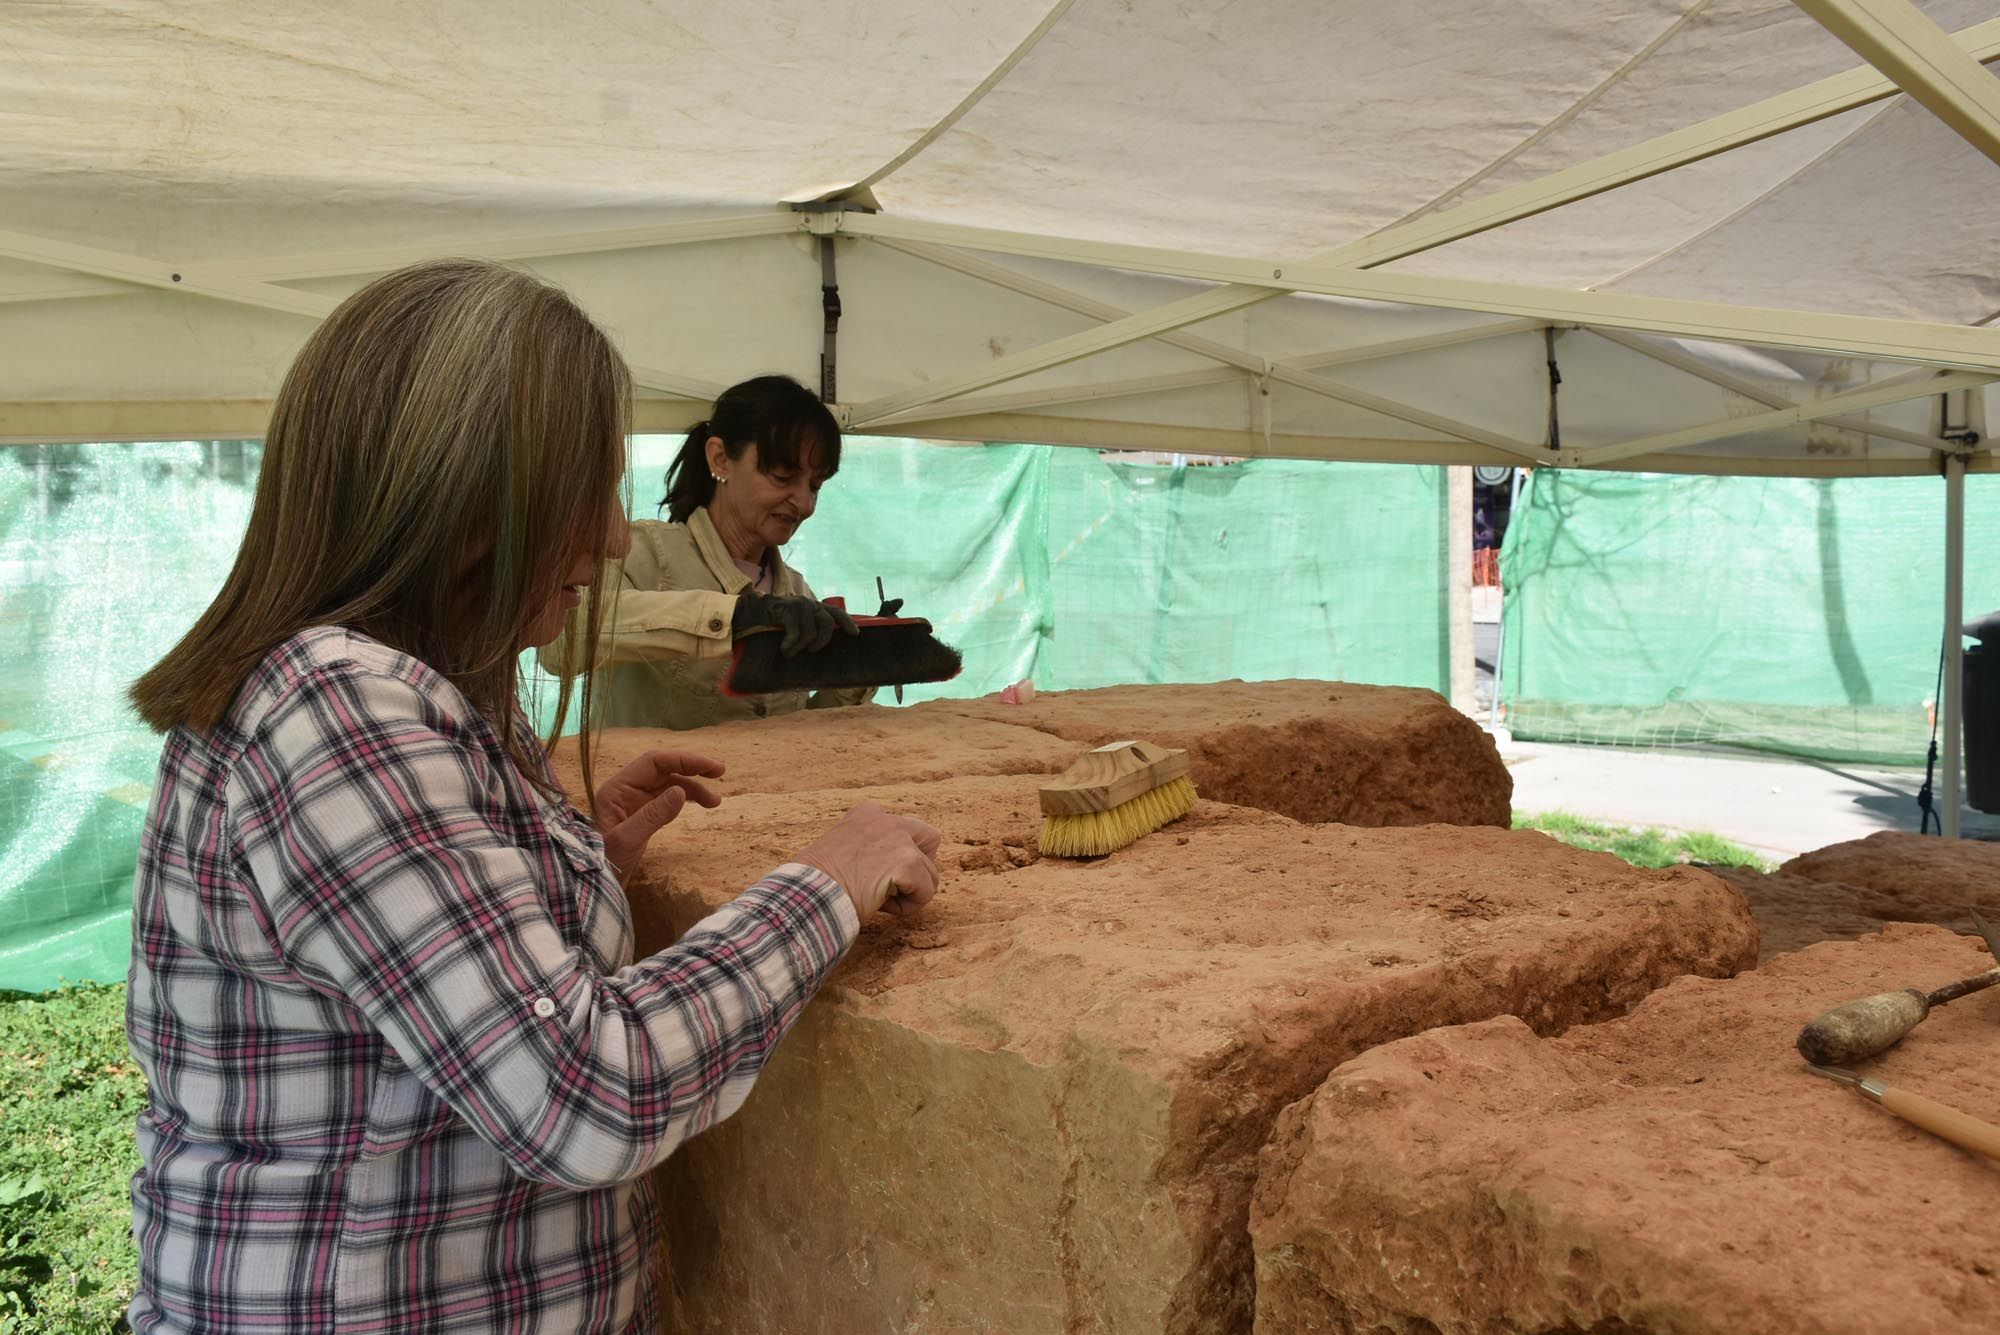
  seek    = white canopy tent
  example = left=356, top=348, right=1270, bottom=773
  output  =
left=3, top=0, right=1998, bottom=825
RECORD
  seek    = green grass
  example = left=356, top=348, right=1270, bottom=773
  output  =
left=1513, top=810, right=1775, bottom=873
left=0, top=983, right=141, bottom=1334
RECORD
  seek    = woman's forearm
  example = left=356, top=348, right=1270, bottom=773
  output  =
left=537, top=585, right=740, bottom=671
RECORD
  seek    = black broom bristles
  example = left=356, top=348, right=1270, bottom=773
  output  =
left=721, top=617, right=963, bottom=696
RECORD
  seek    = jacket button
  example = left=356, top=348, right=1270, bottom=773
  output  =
left=708, top=617, right=724, bottom=632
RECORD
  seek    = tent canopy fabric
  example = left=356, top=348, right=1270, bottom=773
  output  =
left=2, top=0, right=1999, bottom=475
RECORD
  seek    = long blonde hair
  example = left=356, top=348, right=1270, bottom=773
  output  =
left=131, top=258, right=626, bottom=794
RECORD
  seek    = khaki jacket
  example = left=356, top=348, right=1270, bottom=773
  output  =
left=537, top=508, right=874, bottom=730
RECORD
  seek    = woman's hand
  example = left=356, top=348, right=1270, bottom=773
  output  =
left=794, top=802, right=942, bottom=919
left=594, top=750, right=726, bottom=878
left=732, top=591, right=859, bottom=657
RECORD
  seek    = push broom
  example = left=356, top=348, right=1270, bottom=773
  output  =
left=1039, top=740, right=1198, bottom=858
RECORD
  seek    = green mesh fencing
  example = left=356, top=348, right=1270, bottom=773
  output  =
left=0, top=442, right=263, bottom=993
left=1033, top=449, right=1448, bottom=690
left=4, top=437, right=1449, bottom=990
left=780, top=443, right=1451, bottom=700
left=1500, top=469, right=2000, bottom=764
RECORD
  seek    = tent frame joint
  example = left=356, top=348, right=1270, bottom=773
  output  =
left=791, top=197, right=874, bottom=236
left=792, top=203, right=850, bottom=237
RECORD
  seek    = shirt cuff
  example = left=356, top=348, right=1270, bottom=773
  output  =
left=743, top=862, right=860, bottom=980
left=780, top=861, right=862, bottom=944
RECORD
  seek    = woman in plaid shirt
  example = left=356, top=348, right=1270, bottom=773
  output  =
left=123, top=259, right=941, bottom=1333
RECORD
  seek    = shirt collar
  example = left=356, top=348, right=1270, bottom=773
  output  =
left=689, top=504, right=791, bottom=594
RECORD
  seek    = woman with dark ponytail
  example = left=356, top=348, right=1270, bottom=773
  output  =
left=539, top=374, right=873, bottom=729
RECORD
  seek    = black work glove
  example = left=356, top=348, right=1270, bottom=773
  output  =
left=733, top=591, right=860, bottom=657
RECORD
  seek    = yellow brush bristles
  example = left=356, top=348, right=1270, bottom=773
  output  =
left=1038, top=774, right=1197, bottom=858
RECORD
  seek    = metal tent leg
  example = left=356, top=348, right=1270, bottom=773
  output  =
left=1944, top=452, right=1966, bottom=839
left=1449, top=466, right=1476, bottom=715
left=1489, top=466, right=1525, bottom=735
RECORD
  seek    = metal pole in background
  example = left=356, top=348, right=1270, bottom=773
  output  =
left=1944, top=450, right=1966, bottom=838
left=1489, top=466, right=1525, bottom=733
left=1449, top=465, right=1476, bottom=715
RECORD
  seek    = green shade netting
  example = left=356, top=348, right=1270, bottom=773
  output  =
left=1501, top=469, right=2000, bottom=764
left=1, top=442, right=263, bottom=992
left=4, top=439, right=1447, bottom=990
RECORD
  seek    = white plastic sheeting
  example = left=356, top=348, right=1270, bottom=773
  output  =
left=1, top=0, right=1997, bottom=474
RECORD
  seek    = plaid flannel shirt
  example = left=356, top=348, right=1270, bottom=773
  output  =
left=126, top=627, right=858, bottom=1334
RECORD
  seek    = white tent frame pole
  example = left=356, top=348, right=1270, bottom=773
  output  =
left=840, top=274, right=1267, bottom=423
left=5, top=14, right=1987, bottom=321
left=849, top=214, right=2000, bottom=370
left=9, top=16, right=1989, bottom=412
left=1214, top=362, right=1536, bottom=461
left=0, top=213, right=801, bottom=310
left=875, top=237, right=1539, bottom=374
left=1567, top=449, right=1999, bottom=477
left=1577, top=369, right=1993, bottom=466
left=861, top=240, right=1541, bottom=453
left=1448, top=465, right=1476, bottom=714
left=866, top=366, right=1249, bottom=421
left=0, top=275, right=132, bottom=305
left=0, top=224, right=736, bottom=401
left=838, top=0, right=1078, bottom=195
left=1288, top=319, right=1547, bottom=370
left=1340, top=14, right=2000, bottom=269
left=8, top=15, right=1987, bottom=308
left=0, top=226, right=339, bottom=319
left=1944, top=449, right=1967, bottom=838
left=862, top=346, right=1541, bottom=456
left=1490, top=465, right=1527, bottom=732
left=868, top=409, right=1529, bottom=465
left=838, top=15, right=2000, bottom=424
left=205, top=213, right=802, bottom=283
left=869, top=366, right=1549, bottom=462
left=1793, top=0, right=2000, bottom=169
left=868, top=235, right=1544, bottom=453
left=1591, top=328, right=1946, bottom=450
left=842, top=214, right=2000, bottom=421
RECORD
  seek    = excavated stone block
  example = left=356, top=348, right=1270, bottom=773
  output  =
left=553, top=702, right=1079, bottom=797
left=1782, top=830, right=2000, bottom=904
left=634, top=788, right=1755, bottom=1335
left=1705, top=831, right=1999, bottom=960
left=914, top=679, right=1512, bottom=829
left=1251, top=924, right=2000, bottom=1335
left=553, top=678, right=1513, bottom=833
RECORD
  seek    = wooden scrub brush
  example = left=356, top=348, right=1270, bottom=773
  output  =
left=1038, top=740, right=1197, bottom=858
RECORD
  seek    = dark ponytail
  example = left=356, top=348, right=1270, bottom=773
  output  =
left=661, top=420, right=714, bottom=521
left=660, top=375, right=842, bottom=522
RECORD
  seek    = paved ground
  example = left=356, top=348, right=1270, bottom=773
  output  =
left=1470, top=594, right=2000, bottom=861
left=1496, top=737, right=2000, bottom=863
